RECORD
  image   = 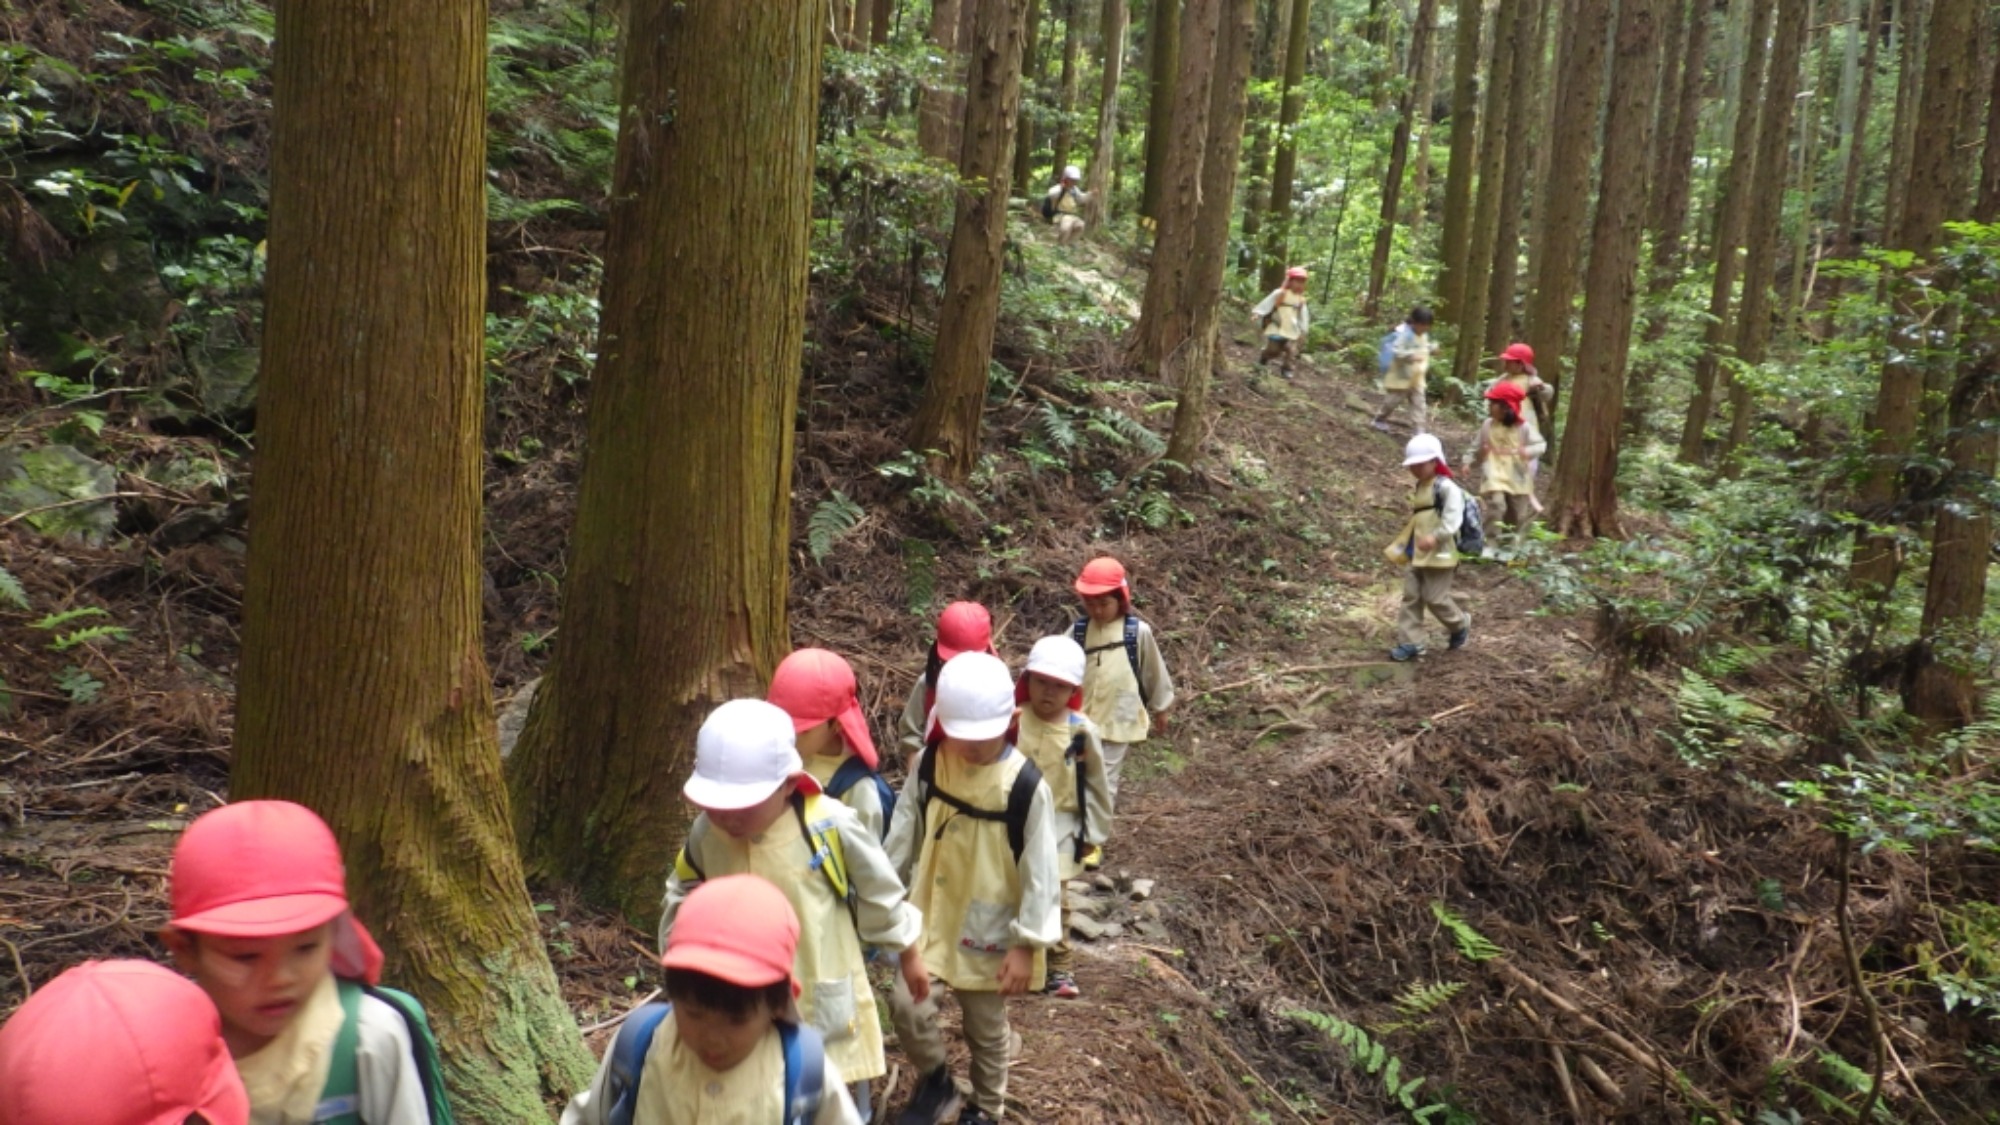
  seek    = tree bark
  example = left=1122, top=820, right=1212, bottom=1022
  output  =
left=1051, top=0, right=1084, bottom=174
left=1547, top=0, right=1666, bottom=538
left=1449, top=0, right=1516, bottom=379
left=1782, top=6, right=1827, bottom=331
left=1880, top=0, right=1928, bottom=246
left=910, top=0, right=1033, bottom=476
left=1132, top=0, right=1224, bottom=373
left=1435, top=0, right=1487, bottom=322
left=921, top=0, right=971, bottom=160
left=234, top=0, right=594, bottom=1114
left=1257, top=0, right=1313, bottom=288
left=1013, top=0, right=1046, bottom=193
left=1831, top=0, right=1882, bottom=254
left=1976, top=9, right=2000, bottom=219
left=1238, top=0, right=1291, bottom=269
left=1677, top=0, right=1774, bottom=463
left=873, top=0, right=897, bottom=44
left=1087, top=0, right=1129, bottom=227
left=1479, top=0, right=1548, bottom=362
left=1406, top=2, right=1444, bottom=238
left=1365, top=0, right=1440, bottom=318
left=1143, top=0, right=1184, bottom=219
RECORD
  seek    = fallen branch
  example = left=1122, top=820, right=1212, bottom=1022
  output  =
left=1836, top=833, right=1888, bottom=1124
left=0, top=491, right=153, bottom=531
left=579, top=988, right=662, bottom=1035
left=1190, top=661, right=1393, bottom=701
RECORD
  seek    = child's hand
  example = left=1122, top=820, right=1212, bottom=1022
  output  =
left=899, top=946, right=932, bottom=1003
left=1416, top=534, right=1438, bottom=552
left=1151, top=711, right=1170, bottom=736
left=998, top=947, right=1034, bottom=996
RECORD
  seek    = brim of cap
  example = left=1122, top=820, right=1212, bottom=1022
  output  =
left=660, top=941, right=793, bottom=991
left=1403, top=453, right=1441, bottom=466
left=938, top=712, right=1013, bottom=741
left=1023, top=660, right=1083, bottom=687
left=1072, top=579, right=1123, bottom=597
left=682, top=772, right=820, bottom=811
left=172, top=892, right=350, bottom=938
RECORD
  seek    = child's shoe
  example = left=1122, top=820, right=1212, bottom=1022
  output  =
left=1371, top=419, right=1394, bottom=433
left=1448, top=624, right=1471, bottom=650
left=1389, top=643, right=1424, bottom=662
left=1081, top=845, right=1104, bottom=870
left=898, top=1066, right=964, bottom=1125
left=1047, top=971, right=1080, bottom=999
left=958, top=1109, right=1000, bottom=1125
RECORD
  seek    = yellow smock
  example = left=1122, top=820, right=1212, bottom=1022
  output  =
left=1384, top=478, right=1463, bottom=569
left=629, top=1016, right=859, bottom=1125
left=1480, top=421, right=1535, bottom=495
left=236, top=973, right=344, bottom=1125
left=1015, top=709, right=1113, bottom=881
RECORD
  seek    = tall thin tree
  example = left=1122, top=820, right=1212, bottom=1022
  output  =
left=1479, top=0, right=1548, bottom=361
left=1365, top=0, right=1440, bottom=317
left=1258, top=0, right=1313, bottom=288
left=1133, top=0, right=1225, bottom=372
left=921, top=0, right=973, bottom=160
left=1013, top=0, right=1046, bottom=192
left=1239, top=0, right=1292, bottom=268
left=1087, top=0, right=1129, bottom=227
left=1435, top=0, right=1487, bottom=322
left=1143, top=0, right=1184, bottom=218
left=1050, top=0, right=1084, bottom=174
left=1450, top=0, right=1519, bottom=382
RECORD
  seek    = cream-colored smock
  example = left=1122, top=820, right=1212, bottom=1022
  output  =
left=234, top=973, right=428, bottom=1125
left=559, top=1015, right=861, bottom=1125
left=1015, top=708, right=1113, bottom=881
left=1078, top=616, right=1176, bottom=745
left=803, top=752, right=888, bottom=840
left=1253, top=287, right=1311, bottom=341
left=1474, top=418, right=1546, bottom=496
left=1384, top=330, right=1436, bottom=391
left=1383, top=477, right=1465, bottom=569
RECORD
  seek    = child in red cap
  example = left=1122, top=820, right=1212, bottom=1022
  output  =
left=0, top=959, right=250, bottom=1125
left=768, top=648, right=891, bottom=839
left=662, top=700, right=925, bottom=1120
left=1487, top=342, right=1552, bottom=513
left=162, top=800, right=432, bottom=1125
left=1252, top=266, right=1313, bottom=379
left=563, top=874, right=862, bottom=1124
left=1069, top=556, right=1174, bottom=820
left=1468, top=380, right=1545, bottom=557
left=896, top=601, right=997, bottom=762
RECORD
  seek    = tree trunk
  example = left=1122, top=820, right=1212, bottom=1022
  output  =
left=1449, top=1, right=1515, bottom=380
left=910, top=0, right=1033, bottom=476
left=1479, top=0, right=1547, bottom=361
left=1719, top=0, right=1809, bottom=463
left=1677, top=0, right=1774, bottom=463
left=921, top=0, right=970, bottom=160
left=1014, top=0, right=1046, bottom=193
left=1051, top=0, right=1084, bottom=173
left=1852, top=0, right=1978, bottom=589
left=1365, top=0, right=1440, bottom=318
left=234, top=0, right=594, bottom=1114
left=1132, top=0, right=1224, bottom=372
left=1406, top=3, right=1444, bottom=237
left=1830, top=0, right=1881, bottom=253
left=1166, top=0, right=1257, bottom=466
left=1646, top=0, right=1692, bottom=205
left=1880, top=0, right=1928, bottom=245
left=873, top=0, right=896, bottom=44
left=1143, top=0, right=1184, bottom=218
left=1257, top=0, right=1313, bottom=288
left=1435, top=0, right=1487, bottom=322
left=1781, top=7, right=1827, bottom=330
left=1547, top=0, right=1666, bottom=537
left=1238, top=0, right=1291, bottom=269
left=1975, top=9, right=2000, bottom=219
left=1087, top=0, right=1129, bottom=227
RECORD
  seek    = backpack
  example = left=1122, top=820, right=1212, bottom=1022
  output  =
left=1432, top=480, right=1486, bottom=556
left=1040, top=185, right=1071, bottom=223
left=674, top=794, right=858, bottom=930
left=823, top=755, right=897, bottom=840
left=913, top=745, right=1043, bottom=863
left=1063, top=724, right=1093, bottom=865
left=317, top=980, right=457, bottom=1124
left=1377, top=327, right=1401, bottom=375
left=604, top=1002, right=823, bottom=1125
left=1070, top=615, right=1152, bottom=709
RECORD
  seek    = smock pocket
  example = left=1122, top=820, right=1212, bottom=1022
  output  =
left=806, top=977, right=857, bottom=1040
left=957, top=900, right=1015, bottom=956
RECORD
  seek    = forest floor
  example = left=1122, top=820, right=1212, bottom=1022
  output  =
left=5, top=217, right=1998, bottom=1122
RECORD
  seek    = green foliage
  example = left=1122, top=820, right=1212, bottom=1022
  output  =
left=1391, top=980, right=1466, bottom=1019
left=1287, top=1009, right=1458, bottom=1121
left=1916, top=901, right=2000, bottom=1020
left=0, top=565, right=27, bottom=611
left=900, top=538, right=937, bottom=617
left=1664, top=669, right=1782, bottom=768
left=1430, top=903, right=1503, bottom=963
left=806, top=491, right=864, bottom=564
left=53, top=665, right=103, bottom=705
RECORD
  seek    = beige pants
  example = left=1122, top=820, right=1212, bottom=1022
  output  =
left=888, top=974, right=1012, bottom=1117
left=1374, top=383, right=1428, bottom=433
left=1485, top=490, right=1534, bottom=531
left=1099, top=739, right=1129, bottom=808
left=1259, top=336, right=1300, bottom=370
left=1396, top=565, right=1466, bottom=646
left=1049, top=902, right=1073, bottom=976
left=1054, top=213, right=1084, bottom=243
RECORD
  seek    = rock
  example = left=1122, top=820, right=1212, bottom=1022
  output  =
left=0, top=443, right=118, bottom=545
left=1100, top=922, right=1125, bottom=939
left=1089, top=873, right=1115, bottom=892
left=1128, top=878, right=1156, bottom=902
left=153, top=505, right=230, bottom=548
left=1065, top=889, right=1102, bottom=917
left=495, top=677, right=542, bottom=760
left=1065, top=880, right=1094, bottom=897
left=1134, top=921, right=1167, bottom=941
left=1070, top=913, right=1109, bottom=941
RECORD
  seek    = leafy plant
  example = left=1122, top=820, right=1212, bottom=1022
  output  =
left=1430, top=902, right=1504, bottom=963
left=53, top=665, right=103, bottom=705
left=1288, top=1009, right=1455, bottom=1121
left=0, top=565, right=26, bottom=610
left=1663, top=669, right=1782, bottom=768
left=806, top=491, right=864, bottom=564
left=1390, top=980, right=1466, bottom=1019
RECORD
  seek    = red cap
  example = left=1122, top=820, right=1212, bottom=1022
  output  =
left=935, top=601, right=996, bottom=662
left=1484, top=381, right=1528, bottom=407
left=170, top=800, right=383, bottom=985
left=1285, top=266, right=1309, bottom=280
left=0, top=960, right=251, bottom=1125
left=1498, top=342, right=1535, bottom=365
left=1073, top=556, right=1132, bottom=609
left=661, top=875, right=800, bottom=996
left=767, top=648, right=878, bottom=769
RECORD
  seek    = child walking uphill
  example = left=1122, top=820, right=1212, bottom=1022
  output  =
left=770, top=648, right=892, bottom=839
left=1252, top=266, right=1313, bottom=379
left=1467, top=381, right=1544, bottom=557
left=1489, top=342, right=1553, bottom=514
left=1383, top=434, right=1471, bottom=662
left=661, top=700, right=926, bottom=1121
left=897, top=601, right=998, bottom=761
left=1070, top=556, right=1174, bottom=814
left=564, top=875, right=863, bottom=1124
left=162, top=801, right=443, bottom=1125
left=1013, top=635, right=1112, bottom=1000
left=886, top=652, right=1062, bottom=1125
left=0, top=959, right=251, bottom=1125
left=1373, top=306, right=1437, bottom=434
left=1041, top=165, right=1089, bottom=246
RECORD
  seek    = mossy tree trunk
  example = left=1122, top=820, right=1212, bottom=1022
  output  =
left=1143, top=0, right=1184, bottom=219
left=506, top=0, right=819, bottom=924
left=1364, top=0, right=1438, bottom=319
left=1133, top=0, right=1223, bottom=375
left=1435, top=0, right=1487, bottom=323
left=231, top=0, right=594, bottom=1115
left=1256, top=0, right=1312, bottom=288
left=1087, top=0, right=1129, bottom=228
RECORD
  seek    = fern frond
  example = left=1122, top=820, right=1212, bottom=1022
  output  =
left=807, top=492, right=864, bottom=564
left=1392, top=979, right=1466, bottom=1017
left=1430, top=903, right=1504, bottom=962
left=1036, top=403, right=1078, bottom=453
left=0, top=565, right=26, bottom=611
left=1289, top=1009, right=1455, bottom=1122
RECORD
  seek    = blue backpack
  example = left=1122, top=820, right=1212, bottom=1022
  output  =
left=1070, top=614, right=1151, bottom=709
left=1377, top=327, right=1403, bottom=374
left=604, top=1002, right=824, bottom=1125
left=822, top=756, right=896, bottom=839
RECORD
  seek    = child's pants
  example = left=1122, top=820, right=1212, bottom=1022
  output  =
left=1099, top=740, right=1129, bottom=807
left=1396, top=566, right=1466, bottom=646
left=1260, top=336, right=1299, bottom=369
left=1485, top=491, right=1535, bottom=541
left=1373, top=383, right=1428, bottom=433
left=1049, top=902, right=1073, bottom=976
left=888, top=974, right=1012, bottom=1118
left=1054, top=214, right=1084, bottom=243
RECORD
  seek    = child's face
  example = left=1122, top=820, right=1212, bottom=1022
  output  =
left=1081, top=592, right=1123, bottom=624
left=165, top=923, right=334, bottom=1055
left=942, top=735, right=1007, bottom=766
left=1024, top=672, right=1076, bottom=723
left=1407, top=460, right=1437, bottom=483
left=673, top=995, right=773, bottom=1073
left=702, top=779, right=797, bottom=840
left=1489, top=400, right=1507, bottom=421
left=1412, top=321, right=1430, bottom=336
left=793, top=719, right=841, bottom=759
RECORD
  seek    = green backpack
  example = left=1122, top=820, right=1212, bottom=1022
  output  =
left=314, top=979, right=456, bottom=1124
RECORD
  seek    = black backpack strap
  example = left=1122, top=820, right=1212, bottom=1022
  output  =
left=1123, top=615, right=1150, bottom=709
left=1070, top=617, right=1087, bottom=646
left=917, top=749, right=1041, bottom=863
left=1066, top=729, right=1090, bottom=863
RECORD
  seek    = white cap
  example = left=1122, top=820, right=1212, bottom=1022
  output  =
left=1024, top=635, right=1086, bottom=687
left=1063, top=164, right=1083, bottom=181
left=1402, top=433, right=1447, bottom=467
left=931, top=652, right=1017, bottom=740
left=683, top=699, right=814, bottom=810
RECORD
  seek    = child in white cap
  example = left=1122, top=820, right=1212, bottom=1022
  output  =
left=1383, top=433, right=1470, bottom=661
left=1013, top=635, right=1111, bottom=999
left=1043, top=165, right=1089, bottom=245
left=885, top=653, right=1061, bottom=1125
left=661, top=699, right=927, bottom=1122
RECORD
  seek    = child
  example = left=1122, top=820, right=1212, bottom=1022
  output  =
left=1467, top=381, right=1545, bottom=557
left=0, top=959, right=251, bottom=1125
left=885, top=652, right=1061, bottom=1125
left=1252, top=266, right=1313, bottom=379
left=897, top=601, right=998, bottom=762
left=1372, top=306, right=1437, bottom=434
left=1042, top=165, right=1089, bottom=246
left=1490, top=342, right=1553, bottom=513
left=563, top=875, right=862, bottom=1124
left=1070, top=555, right=1175, bottom=813
left=1012, top=635, right=1111, bottom=1000
left=1382, top=434, right=1470, bottom=661
left=769, top=648, right=892, bottom=839
left=661, top=699, right=925, bottom=1122
left=162, top=800, right=434, bottom=1125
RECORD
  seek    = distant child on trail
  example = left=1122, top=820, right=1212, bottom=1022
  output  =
left=660, top=700, right=926, bottom=1121
left=769, top=648, right=892, bottom=839
left=162, top=800, right=444, bottom=1125
left=1042, top=165, right=1089, bottom=246
left=1373, top=306, right=1437, bottom=434
left=1489, top=342, right=1553, bottom=513
left=1383, top=434, right=1471, bottom=662
left=886, top=652, right=1062, bottom=1125
left=897, top=601, right=998, bottom=761
left=1253, top=266, right=1312, bottom=379
left=0, top=959, right=251, bottom=1125
left=1070, top=556, right=1174, bottom=815
left=1468, top=381, right=1544, bottom=556
left=563, top=875, right=863, bottom=1124
left=1013, top=635, right=1111, bottom=1000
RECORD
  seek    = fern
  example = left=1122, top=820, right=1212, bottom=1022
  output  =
left=806, top=492, right=864, bottom=564
left=1289, top=1009, right=1451, bottom=1119
left=1392, top=980, right=1467, bottom=1018
left=49, top=624, right=131, bottom=651
left=1666, top=668, right=1778, bottom=767
left=1430, top=903, right=1504, bottom=962
left=31, top=606, right=108, bottom=631
left=1088, top=407, right=1167, bottom=455
left=1035, top=403, right=1078, bottom=454
left=0, top=564, right=26, bottom=610
left=901, top=539, right=937, bottom=617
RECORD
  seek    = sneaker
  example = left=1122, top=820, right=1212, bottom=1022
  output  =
left=957, top=1110, right=999, bottom=1125
left=1448, top=624, right=1471, bottom=650
left=1280, top=368, right=1295, bottom=380
left=897, top=1067, right=964, bottom=1125
left=1082, top=845, right=1104, bottom=870
left=1371, top=419, right=1394, bottom=433
left=1047, top=972, right=1080, bottom=999
left=1389, top=643, right=1425, bottom=662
